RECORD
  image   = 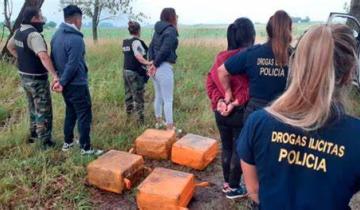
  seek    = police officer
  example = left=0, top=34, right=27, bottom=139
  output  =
left=238, top=24, right=360, bottom=210
left=122, top=21, right=151, bottom=124
left=7, top=7, right=59, bottom=148
left=218, top=10, right=293, bottom=123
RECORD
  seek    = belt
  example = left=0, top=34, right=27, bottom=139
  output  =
left=19, top=73, right=48, bottom=80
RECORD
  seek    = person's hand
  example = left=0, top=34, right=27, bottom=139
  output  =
left=216, top=99, right=227, bottom=113
left=221, top=103, right=235, bottom=117
left=147, top=64, right=157, bottom=77
left=52, top=81, right=63, bottom=93
left=224, top=90, right=233, bottom=104
left=146, top=60, right=153, bottom=66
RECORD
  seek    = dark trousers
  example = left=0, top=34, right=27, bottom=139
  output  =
left=215, top=107, right=244, bottom=188
left=62, top=85, right=92, bottom=150
left=243, top=98, right=269, bottom=123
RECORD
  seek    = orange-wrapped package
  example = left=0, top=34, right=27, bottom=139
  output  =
left=171, top=134, right=219, bottom=170
left=136, top=167, right=195, bottom=210
left=135, top=129, right=177, bottom=159
left=87, top=150, right=144, bottom=194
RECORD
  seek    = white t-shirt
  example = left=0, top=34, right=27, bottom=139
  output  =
left=131, top=38, right=146, bottom=57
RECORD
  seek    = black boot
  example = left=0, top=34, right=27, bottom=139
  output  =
left=27, top=131, right=37, bottom=144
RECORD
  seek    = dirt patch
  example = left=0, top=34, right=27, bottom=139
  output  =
left=90, top=156, right=251, bottom=210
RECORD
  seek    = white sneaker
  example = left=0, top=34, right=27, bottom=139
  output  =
left=62, top=142, right=75, bottom=152
left=80, top=148, right=104, bottom=156
left=155, top=121, right=166, bottom=129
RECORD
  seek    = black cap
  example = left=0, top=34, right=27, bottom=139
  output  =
left=22, top=7, right=40, bottom=24
left=63, top=5, right=82, bottom=19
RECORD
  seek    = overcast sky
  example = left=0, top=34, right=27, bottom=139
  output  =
left=2, top=0, right=350, bottom=25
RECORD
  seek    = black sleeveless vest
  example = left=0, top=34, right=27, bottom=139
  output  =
left=122, top=37, right=148, bottom=76
left=14, top=27, right=47, bottom=75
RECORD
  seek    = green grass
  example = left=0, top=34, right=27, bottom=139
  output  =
left=0, top=33, right=224, bottom=208
left=0, top=25, right=359, bottom=209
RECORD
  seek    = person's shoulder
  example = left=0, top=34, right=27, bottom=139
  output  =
left=343, top=115, right=360, bottom=130
left=163, top=25, right=177, bottom=35
left=246, top=44, right=263, bottom=53
left=246, top=109, right=273, bottom=126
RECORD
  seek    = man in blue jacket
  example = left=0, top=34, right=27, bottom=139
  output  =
left=51, top=5, right=102, bottom=155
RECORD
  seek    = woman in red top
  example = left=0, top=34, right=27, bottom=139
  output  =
left=206, top=17, right=255, bottom=199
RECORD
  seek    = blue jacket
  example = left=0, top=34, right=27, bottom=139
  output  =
left=51, top=23, right=88, bottom=86
left=149, top=21, right=179, bottom=68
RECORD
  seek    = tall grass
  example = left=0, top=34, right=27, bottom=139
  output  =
left=0, top=25, right=359, bottom=208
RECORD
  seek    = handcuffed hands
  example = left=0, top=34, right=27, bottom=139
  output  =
left=217, top=99, right=239, bottom=117
left=147, top=64, right=157, bottom=77
left=51, top=77, right=63, bottom=93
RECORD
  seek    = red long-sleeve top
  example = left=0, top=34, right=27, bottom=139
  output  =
left=206, top=49, right=249, bottom=111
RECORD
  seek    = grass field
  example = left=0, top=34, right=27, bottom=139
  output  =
left=0, top=24, right=360, bottom=209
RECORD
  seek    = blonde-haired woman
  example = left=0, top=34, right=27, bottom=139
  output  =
left=238, top=24, right=360, bottom=210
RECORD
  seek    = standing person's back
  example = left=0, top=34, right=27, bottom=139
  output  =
left=122, top=21, right=151, bottom=124
left=51, top=5, right=102, bottom=155
left=238, top=24, right=360, bottom=210
left=51, top=23, right=88, bottom=86
left=218, top=10, right=293, bottom=123
left=149, top=20, right=178, bottom=67
left=6, top=7, right=60, bottom=148
left=148, top=8, right=179, bottom=130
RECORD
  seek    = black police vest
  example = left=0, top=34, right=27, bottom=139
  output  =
left=14, top=27, right=47, bottom=75
left=122, top=37, right=148, bottom=75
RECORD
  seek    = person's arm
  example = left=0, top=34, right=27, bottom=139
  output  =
left=6, top=35, right=17, bottom=58
left=132, top=40, right=152, bottom=65
left=153, top=28, right=177, bottom=68
left=37, top=52, right=59, bottom=80
left=241, top=160, right=259, bottom=204
left=59, top=37, right=83, bottom=87
left=28, top=32, right=59, bottom=80
left=217, top=64, right=233, bottom=103
left=206, top=72, right=223, bottom=103
left=236, top=113, right=259, bottom=203
left=218, top=51, right=248, bottom=103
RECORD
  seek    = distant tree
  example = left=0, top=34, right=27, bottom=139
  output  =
left=45, top=21, right=57, bottom=28
left=60, top=0, right=146, bottom=43
left=303, top=16, right=310, bottom=23
left=1, top=0, right=13, bottom=45
left=1, top=0, right=45, bottom=60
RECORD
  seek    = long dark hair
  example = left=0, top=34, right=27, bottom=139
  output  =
left=160, top=8, right=177, bottom=26
left=266, top=10, right=292, bottom=66
left=227, top=17, right=256, bottom=50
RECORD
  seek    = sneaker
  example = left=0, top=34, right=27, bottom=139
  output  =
left=222, top=183, right=234, bottom=193
left=80, top=148, right=104, bottom=156
left=226, top=186, right=248, bottom=199
left=155, top=121, right=167, bottom=129
left=62, top=142, right=75, bottom=152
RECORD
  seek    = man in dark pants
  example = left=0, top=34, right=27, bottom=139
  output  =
left=7, top=7, right=59, bottom=149
left=51, top=5, right=102, bottom=155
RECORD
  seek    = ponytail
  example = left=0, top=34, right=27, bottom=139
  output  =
left=266, top=10, right=292, bottom=66
left=227, top=17, right=256, bottom=50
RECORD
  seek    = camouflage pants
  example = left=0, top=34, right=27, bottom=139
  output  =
left=123, top=70, right=145, bottom=121
left=20, top=75, right=53, bottom=143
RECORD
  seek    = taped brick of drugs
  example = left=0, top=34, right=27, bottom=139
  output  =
left=171, top=134, right=218, bottom=170
left=136, top=167, right=195, bottom=210
left=135, top=129, right=177, bottom=159
left=87, top=150, right=144, bottom=193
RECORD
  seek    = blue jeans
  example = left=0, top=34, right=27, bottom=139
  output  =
left=62, top=85, right=92, bottom=150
